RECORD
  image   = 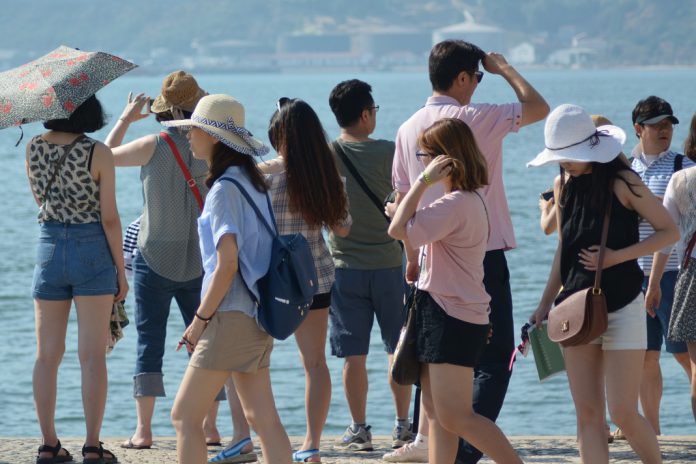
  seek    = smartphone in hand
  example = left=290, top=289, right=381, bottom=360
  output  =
left=540, top=190, right=554, bottom=201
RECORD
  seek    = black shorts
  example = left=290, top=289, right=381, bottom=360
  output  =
left=415, top=290, right=489, bottom=368
left=310, top=291, right=331, bottom=310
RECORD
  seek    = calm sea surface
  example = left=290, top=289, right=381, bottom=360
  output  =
left=2, top=69, right=696, bottom=438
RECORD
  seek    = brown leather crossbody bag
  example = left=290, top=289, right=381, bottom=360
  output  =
left=547, top=183, right=611, bottom=347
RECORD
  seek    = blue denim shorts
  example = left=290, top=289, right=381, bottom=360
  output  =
left=32, top=221, right=117, bottom=300
left=643, top=272, right=687, bottom=353
left=329, top=267, right=406, bottom=357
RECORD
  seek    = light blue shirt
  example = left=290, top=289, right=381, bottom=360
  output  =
left=197, top=166, right=274, bottom=316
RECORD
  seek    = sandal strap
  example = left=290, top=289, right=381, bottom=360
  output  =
left=293, top=448, right=320, bottom=461
left=82, top=443, right=103, bottom=457
left=38, top=440, right=62, bottom=456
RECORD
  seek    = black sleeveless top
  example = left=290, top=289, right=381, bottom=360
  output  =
left=556, top=174, right=643, bottom=313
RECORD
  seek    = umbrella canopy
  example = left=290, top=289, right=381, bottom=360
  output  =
left=0, top=45, right=137, bottom=129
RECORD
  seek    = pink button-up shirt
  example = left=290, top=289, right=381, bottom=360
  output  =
left=393, top=95, right=522, bottom=251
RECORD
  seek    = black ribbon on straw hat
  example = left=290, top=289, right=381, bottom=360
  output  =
left=545, top=129, right=610, bottom=151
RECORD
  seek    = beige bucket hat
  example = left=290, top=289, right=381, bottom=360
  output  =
left=162, top=94, right=269, bottom=156
left=150, top=70, right=206, bottom=113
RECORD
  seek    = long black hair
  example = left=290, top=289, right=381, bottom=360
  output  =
left=559, top=157, right=641, bottom=211
left=268, top=98, right=348, bottom=227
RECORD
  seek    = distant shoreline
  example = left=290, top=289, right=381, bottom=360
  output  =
left=121, top=64, right=696, bottom=76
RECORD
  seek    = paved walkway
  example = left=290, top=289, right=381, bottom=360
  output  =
left=1, top=436, right=695, bottom=463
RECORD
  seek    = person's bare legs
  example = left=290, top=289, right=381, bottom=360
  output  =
left=128, top=396, right=220, bottom=448
left=387, top=354, right=412, bottom=422
left=171, top=365, right=229, bottom=464
left=75, top=294, right=115, bottom=460
left=419, top=370, right=456, bottom=463
left=640, top=350, right=663, bottom=434
left=294, top=308, right=331, bottom=459
left=422, top=363, right=521, bottom=463
left=343, top=355, right=368, bottom=423
left=224, top=376, right=254, bottom=453
left=606, top=349, right=662, bottom=463
left=233, top=368, right=292, bottom=464
left=33, top=299, right=71, bottom=461
left=124, top=396, right=155, bottom=447
left=204, top=401, right=221, bottom=445
left=673, top=351, right=693, bottom=378
left=564, top=344, right=609, bottom=463
left=688, top=343, right=696, bottom=422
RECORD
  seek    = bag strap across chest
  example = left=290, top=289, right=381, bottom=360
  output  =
left=161, top=132, right=204, bottom=211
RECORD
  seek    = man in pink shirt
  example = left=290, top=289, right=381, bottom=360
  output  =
left=391, top=40, right=548, bottom=464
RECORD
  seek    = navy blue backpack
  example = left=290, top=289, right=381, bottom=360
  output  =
left=219, top=177, right=317, bottom=340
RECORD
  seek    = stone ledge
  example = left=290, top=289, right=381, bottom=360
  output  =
left=1, top=436, right=694, bottom=463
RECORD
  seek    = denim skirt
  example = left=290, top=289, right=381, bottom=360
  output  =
left=32, top=221, right=117, bottom=300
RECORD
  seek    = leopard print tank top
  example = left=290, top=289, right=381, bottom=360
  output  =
left=28, top=135, right=101, bottom=224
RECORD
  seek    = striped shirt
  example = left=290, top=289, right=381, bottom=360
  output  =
left=631, top=149, right=694, bottom=273
left=123, top=217, right=140, bottom=278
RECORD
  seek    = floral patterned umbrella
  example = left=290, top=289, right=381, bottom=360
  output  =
left=0, top=45, right=137, bottom=129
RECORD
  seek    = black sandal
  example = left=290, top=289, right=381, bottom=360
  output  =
left=81, top=442, right=118, bottom=464
left=36, top=440, right=73, bottom=464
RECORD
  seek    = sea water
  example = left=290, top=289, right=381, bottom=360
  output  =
left=2, top=69, right=695, bottom=437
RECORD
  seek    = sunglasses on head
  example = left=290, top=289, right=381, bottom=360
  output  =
left=276, top=97, right=290, bottom=112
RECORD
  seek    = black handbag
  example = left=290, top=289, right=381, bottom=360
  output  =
left=391, top=251, right=426, bottom=386
left=391, top=285, right=421, bottom=386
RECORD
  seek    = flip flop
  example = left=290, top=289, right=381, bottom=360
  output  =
left=292, top=448, right=321, bottom=463
left=120, top=438, right=152, bottom=450
left=209, top=438, right=257, bottom=463
left=207, top=442, right=222, bottom=447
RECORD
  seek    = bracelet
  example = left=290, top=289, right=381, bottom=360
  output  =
left=419, top=172, right=432, bottom=186
left=195, top=311, right=214, bottom=322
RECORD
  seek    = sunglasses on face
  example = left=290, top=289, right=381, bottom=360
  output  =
left=472, top=71, right=483, bottom=83
left=370, top=105, right=380, bottom=113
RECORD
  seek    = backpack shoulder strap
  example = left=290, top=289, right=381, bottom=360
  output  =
left=674, top=153, right=684, bottom=172
left=218, top=177, right=277, bottom=237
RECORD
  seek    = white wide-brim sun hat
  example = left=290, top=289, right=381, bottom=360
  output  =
left=162, top=94, right=269, bottom=157
left=527, top=104, right=626, bottom=168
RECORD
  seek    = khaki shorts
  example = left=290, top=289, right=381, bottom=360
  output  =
left=190, top=311, right=273, bottom=372
left=589, top=294, right=647, bottom=351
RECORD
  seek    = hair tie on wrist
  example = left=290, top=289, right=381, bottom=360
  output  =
left=195, top=312, right=213, bottom=322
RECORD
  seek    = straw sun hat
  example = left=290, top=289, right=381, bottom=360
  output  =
left=162, top=94, right=269, bottom=157
left=150, top=70, right=206, bottom=113
left=527, top=104, right=626, bottom=167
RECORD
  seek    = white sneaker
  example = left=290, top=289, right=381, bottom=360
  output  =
left=382, top=442, right=428, bottom=462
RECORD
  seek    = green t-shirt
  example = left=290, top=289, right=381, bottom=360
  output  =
left=329, top=138, right=402, bottom=270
